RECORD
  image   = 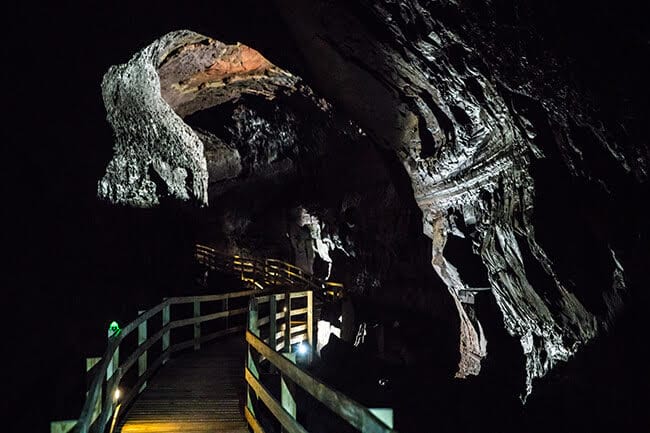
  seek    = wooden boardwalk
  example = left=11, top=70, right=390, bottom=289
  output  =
left=118, top=336, right=248, bottom=433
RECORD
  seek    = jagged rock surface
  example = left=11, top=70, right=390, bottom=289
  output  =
left=97, top=0, right=648, bottom=401
left=272, top=0, right=646, bottom=398
left=99, top=31, right=210, bottom=207
left=98, top=30, right=299, bottom=207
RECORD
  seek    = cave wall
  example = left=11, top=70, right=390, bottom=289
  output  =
left=270, top=0, right=648, bottom=397
left=96, top=0, right=648, bottom=400
left=98, top=30, right=299, bottom=207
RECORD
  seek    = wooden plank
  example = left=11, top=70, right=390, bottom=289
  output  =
left=307, top=291, right=313, bottom=354
left=244, top=406, right=266, bottom=433
left=249, top=297, right=259, bottom=337
left=269, top=296, right=277, bottom=350
left=195, top=245, right=329, bottom=292
left=169, top=326, right=245, bottom=353
left=223, top=297, right=230, bottom=330
left=86, top=358, right=102, bottom=425
left=291, top=324, right=308, bottom=334
left=120, top=348, right=170, bottom=411
left=245, top=368, right=308, bottom=433
left=281, top=353, right=297, bottom=433
left=74, top=337, right=119, bottom=433
left=369, top=409, right=394, bottom=429
left=284, top=293, right=291, bottom=353
left=92, top=373, right=120, bottom=433
left=119, top=324, right=170, bottom=375
left=82, top=288, right=251, bottom=422
left=120, top=337, right=248, bottom=433
left=258, top=310, right=285, bottom=327
left=137, top=311, right=147, bottom=393
left=119, top=301, right=168, bottom=341
left=162, top=305, right=170, bottom=355
left=194, top=301, right=201, bottom=350
left=118, top=327, right=244, bottom=411
left=200, top=326, right=245, bottom=344
left=171, top=307, right=248, bottom=329
left=257, top=305, right=307, bottom=328
left=290, top=307, right=309, bottom=317
left=272, top=324, right=307, bottom=342
left=51, top=420, right=77, bottom=433
left=107, top=333, right=119, bottom=383
left=246, top=345, right=260, bottom=417
left=169, top=290, right=255, bottom=305
left=246, top=331, right=393, bottom=433
left=256, top=295, right=271, bottom=304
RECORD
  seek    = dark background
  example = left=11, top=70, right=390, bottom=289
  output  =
left=4, top=1, right=649, bottom=431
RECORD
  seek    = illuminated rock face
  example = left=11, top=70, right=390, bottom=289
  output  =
left=98, top=30, right=299, bottom=207
left=272, top=0, right=646, bottom=398
left=99, top=0, right=648, bottom=400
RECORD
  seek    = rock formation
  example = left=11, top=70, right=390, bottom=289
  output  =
left=270, top=0, right=647, bottom=398
left=98, top=30, right=298, bottom=207
left=98, top=1, right=648, bottom=401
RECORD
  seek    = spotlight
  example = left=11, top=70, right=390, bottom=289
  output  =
left=297, top=342, right=309, bottom=356
left=114, top=388, right=121, bottom=401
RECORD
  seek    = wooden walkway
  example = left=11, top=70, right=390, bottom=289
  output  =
left=118, top=336, right=247, bottom=433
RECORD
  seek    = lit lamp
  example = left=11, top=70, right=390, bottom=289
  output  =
left=109, top=388, right=122, bottom=433
left=296, top=341, right=313, bottom=367
left=108, top=321, right=121, bottom=338
left=296, top=342, right=309, bottom=356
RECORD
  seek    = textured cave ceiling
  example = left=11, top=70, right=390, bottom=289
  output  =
left=95, top=0, right=648, bottom=405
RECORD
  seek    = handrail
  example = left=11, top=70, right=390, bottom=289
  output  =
left=55, top=249, right=382, bottom=433
left=70, top=290, right=254, bottom=433
left=245, top=292, right=396, bottom=433
left=195, top=244, right=344, bottom=297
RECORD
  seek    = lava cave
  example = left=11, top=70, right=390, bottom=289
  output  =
left=6, top=1, right=650, bottom=432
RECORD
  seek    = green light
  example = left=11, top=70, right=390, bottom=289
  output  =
left=108, top=321, right=121, bottom=337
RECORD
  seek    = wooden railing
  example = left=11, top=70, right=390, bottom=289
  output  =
left=195, top=244, right=344, bottom=298
left=53, top=248, right=390, bottom=433
left=66, top=290, right=254, bottom=433
left=245, top=292, right=396, bottom=433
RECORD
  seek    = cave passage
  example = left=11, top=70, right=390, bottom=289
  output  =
left=86, top=2, right=650, bottom=430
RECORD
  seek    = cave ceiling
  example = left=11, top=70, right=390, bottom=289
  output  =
left=97, top=1, right=648, bottom=400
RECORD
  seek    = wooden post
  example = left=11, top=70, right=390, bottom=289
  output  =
left=223, top=297, right=230, bottom=330
left=50, top=420, right=77, bottom=433
left=105, top=325, right=120, bottom=433
left=246, top=345, right=260, bottom=416
left=284, top=292, right=291, bottom=353
left=369, top=408, right=394, bottom=429
left=280, top=353, right=297, bottom=433
left=269, top=294, right=277, bottom=350
left=106, top=331, right=119, bottom=383
left=86, top=357, right=102, bottom=424
left=248, top=297, right=259, bottom=336
left=306, top=291, right=313, bottom=360
left=137, top=311, right=147, bottom=392
left=193, top=300, right=201, bottom=350
left=239, top=253, right=244, bottom=282
left=162, top=303, right=170, bottom=364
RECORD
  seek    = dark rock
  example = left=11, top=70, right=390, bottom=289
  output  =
left=96, top=1, right=649, bottom=402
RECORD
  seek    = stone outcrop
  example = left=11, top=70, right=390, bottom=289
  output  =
left=270, top=0, right=647, bottom=399
left=98, top=30, right=298, bottom=207
left=98, top=0, right=648, bottom=400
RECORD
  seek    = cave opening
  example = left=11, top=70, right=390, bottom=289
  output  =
left=27, top=2, right=648, bottom=432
